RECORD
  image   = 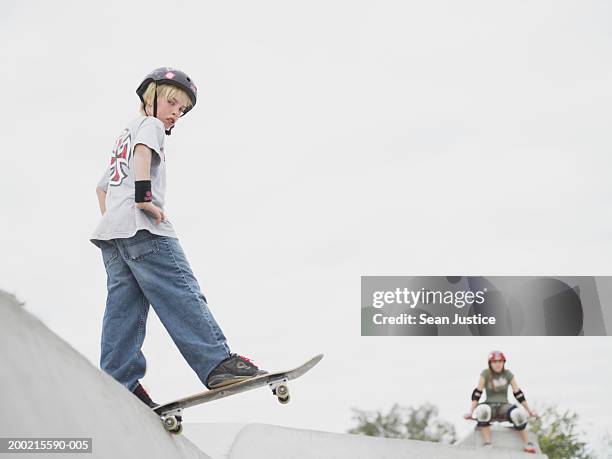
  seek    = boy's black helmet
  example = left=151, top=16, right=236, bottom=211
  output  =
left=136, top=67, right=198, bottom=116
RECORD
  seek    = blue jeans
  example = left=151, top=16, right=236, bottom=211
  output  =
left=98, top=230, right=231, bottom=392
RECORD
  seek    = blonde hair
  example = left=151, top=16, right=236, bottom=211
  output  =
left=139, top=82, right=193, bottom=115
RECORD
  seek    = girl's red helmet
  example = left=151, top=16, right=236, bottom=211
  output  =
left=488, top=350, right=506, bottom=363
left=488, top=350, right=506, bottom=372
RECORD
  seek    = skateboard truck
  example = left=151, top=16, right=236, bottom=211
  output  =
left=160, top=378, right=290, bottom=433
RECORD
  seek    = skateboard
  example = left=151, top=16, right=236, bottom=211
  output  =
left=464, top=415, right=539, bottom=454
left=464, top=413, right=538, bottom=426
left=154, top=354, right=324, bottom=433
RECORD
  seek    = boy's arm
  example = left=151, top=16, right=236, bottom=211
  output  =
left=134, top=143, right=152, bottom=210
left=96, top=163, right=110, bottom=215
left=134, top=143, right=152, bottom=181
left=96, top=187, right=107, bottom=215
left=94, top=144, right=151, bottom=215
left=133, top=143, right=164, bottom=224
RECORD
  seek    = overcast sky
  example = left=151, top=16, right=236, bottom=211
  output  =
left=1, top=0, right=611, bottom=454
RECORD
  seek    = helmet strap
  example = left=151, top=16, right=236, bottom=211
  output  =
left=150, top=83, right=172, bottom=135
left=153, top=83, right=172, bottom=135
left=153, top=84, right=158, bottom=118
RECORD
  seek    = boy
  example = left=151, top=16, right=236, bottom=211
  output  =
left=90, top=67, right=266, bottom=408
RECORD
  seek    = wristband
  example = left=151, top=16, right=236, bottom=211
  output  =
left=135, top=180, right=153, bottom=203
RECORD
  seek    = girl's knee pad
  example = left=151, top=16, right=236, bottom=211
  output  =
left=508, top=405, right=528, bottom=429
left=476, top=404, right=492, bottom=422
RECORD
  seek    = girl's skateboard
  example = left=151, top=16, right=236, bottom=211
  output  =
left=153, top=354, right=324, bottom=434
left=464, top=415, right=539, bottom=454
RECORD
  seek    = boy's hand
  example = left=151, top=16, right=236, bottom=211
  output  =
left=137, top=202, right=165, bottom=224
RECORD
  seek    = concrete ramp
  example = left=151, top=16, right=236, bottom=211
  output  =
left=456, top=424, right=543, bottom=454
left=184, top=423, right=547, bottom=458
left=0, top=288, right=546, bottom=458
left=0, top=290, right=210, bottom=459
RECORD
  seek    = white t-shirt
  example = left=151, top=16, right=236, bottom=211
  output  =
left=90, top=116, right=177, bottom=247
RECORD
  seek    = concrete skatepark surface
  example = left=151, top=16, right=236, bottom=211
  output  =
left=184, top=423, right=547, bottom=458
left=456, top=423, right=543, bottom=453
left=0, top=290, right=210, bottom=459
left=0, top=289, right=546, bottom=458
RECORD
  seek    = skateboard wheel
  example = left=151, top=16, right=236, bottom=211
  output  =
left=278, top=394, right=290, bottom=404
left=276, top=383, right=289, bottom=397
left=163, top=415, right=180, bottom=431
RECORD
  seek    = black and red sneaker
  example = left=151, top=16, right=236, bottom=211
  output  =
left=132, top=382, right=159, bottom=409
left=205, top=354, right=268, bottom=389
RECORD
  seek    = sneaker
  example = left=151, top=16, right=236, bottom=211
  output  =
left=483, top=442, right=493, bottom=448
left=132, top=382, right=159, bottom=409
left=206, top=353, right=268, bottom=389
left=523, top=442, right=536, bottom=453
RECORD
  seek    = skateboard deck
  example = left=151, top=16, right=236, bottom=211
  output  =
left=463, top=416, right=540, bottom=453
left=154, top=354, right=324, bottom=433
left=465, top=414, right=537, bottom=427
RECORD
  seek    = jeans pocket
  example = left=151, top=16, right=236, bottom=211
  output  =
left=100, top=241, right=119, bottom=268
left=124, top=231, right=160, bottom=261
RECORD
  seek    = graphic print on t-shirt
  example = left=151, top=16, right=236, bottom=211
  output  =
left=488, top=375, right=509, bottom=391
left=109, top=129, right=132, bottom=187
